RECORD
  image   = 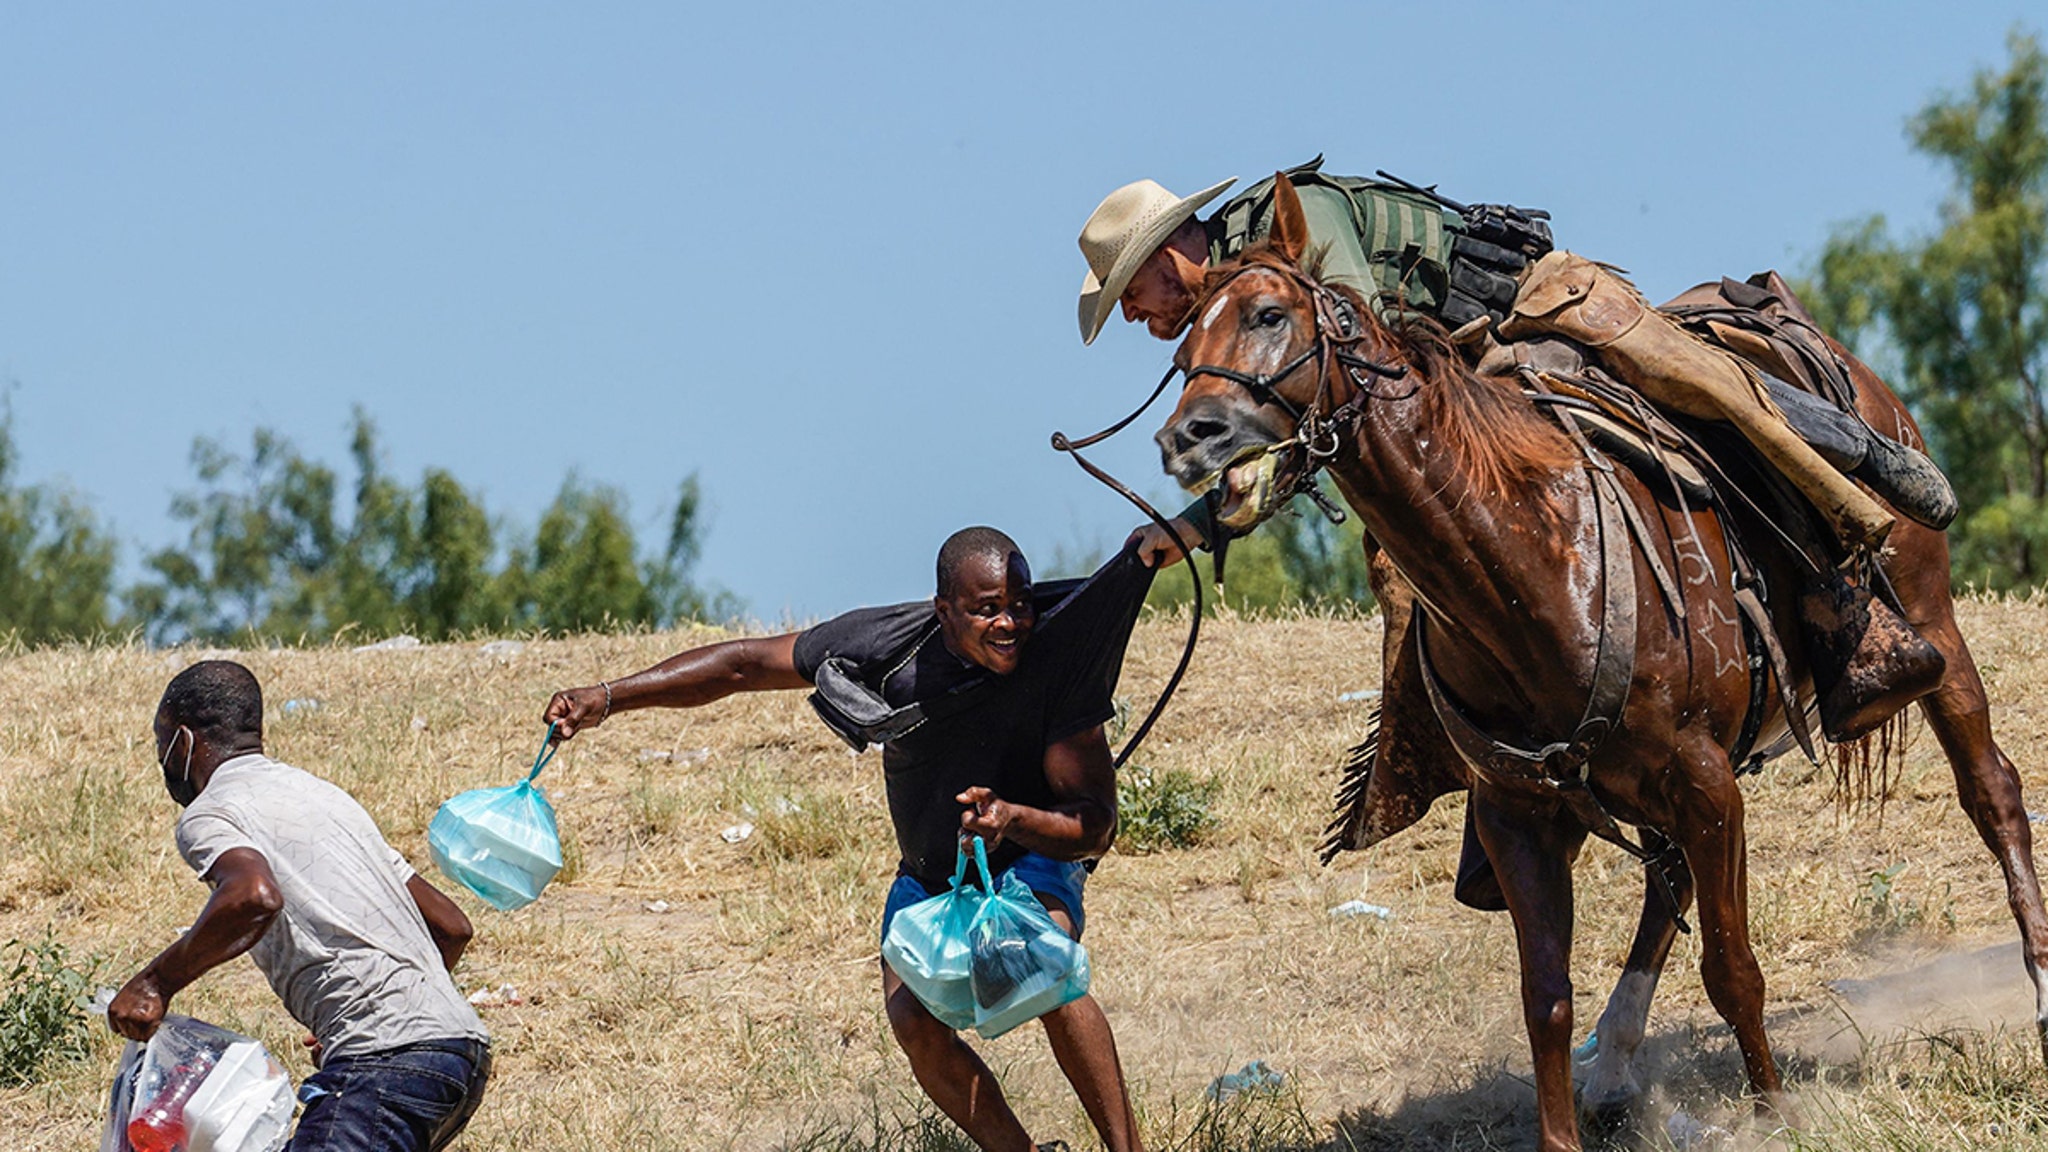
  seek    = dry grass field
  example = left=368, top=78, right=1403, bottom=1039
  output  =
left=9, top=599, right=2048, bottom=1150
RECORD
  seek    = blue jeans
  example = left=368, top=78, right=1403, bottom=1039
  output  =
left=289, top=1038, right=491, bottom=1152
left=880, top=852, right=1090, bottom=944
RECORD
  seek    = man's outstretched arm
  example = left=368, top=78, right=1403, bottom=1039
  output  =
left=544, top=633, right=807, bottom=740
left=108, top=847, right=283, bottom=1040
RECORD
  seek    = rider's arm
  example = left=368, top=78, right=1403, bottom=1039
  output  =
left=956, top=724, right=1117, bottom=861
left=543, top=634, right=807, bottom=740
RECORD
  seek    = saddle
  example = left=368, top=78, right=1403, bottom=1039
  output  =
left=1662, top=272, right=1956, bottom=532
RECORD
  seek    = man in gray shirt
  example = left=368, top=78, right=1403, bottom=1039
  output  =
left=109, top=660, right=491, bottom=1152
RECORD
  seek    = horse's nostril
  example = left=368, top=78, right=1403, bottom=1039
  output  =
left=1187, top=418, right=1230, bottom=444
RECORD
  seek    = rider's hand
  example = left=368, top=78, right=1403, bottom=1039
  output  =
left=1128, top=517, right=1198, bottom=568
left=957, top=786, right=1015, bottom=848
left=542, top=686, right=610, bottom=742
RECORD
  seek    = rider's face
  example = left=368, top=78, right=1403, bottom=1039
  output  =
left=1120, top=246, right=1200, bottom=341
left=935, top=552, right=1036, bottom=676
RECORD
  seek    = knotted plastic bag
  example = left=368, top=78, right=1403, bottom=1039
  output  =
left=103, top=1014, right=293, bottom=1152
left=879, top=837, right=989, bottom=1031
left=967, top=865, right=1090, bottom=1039
left=429, top=726, right=565, bottom=910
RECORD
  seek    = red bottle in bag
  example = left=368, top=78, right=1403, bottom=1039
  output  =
left=126, top=1055, right=214, bottom=1152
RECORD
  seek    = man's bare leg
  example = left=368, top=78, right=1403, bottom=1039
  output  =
left=1037, top=901, right=1144, bottom=1152
left=883, top=961, right=1033, bottom=1152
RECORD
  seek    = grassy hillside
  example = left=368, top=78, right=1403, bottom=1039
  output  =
left=7, top=602, right=2048, bottom=1150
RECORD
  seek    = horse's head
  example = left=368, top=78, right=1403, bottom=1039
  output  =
left=1155, top=175, right=1351, bottom=533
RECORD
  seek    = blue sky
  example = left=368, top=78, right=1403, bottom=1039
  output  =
left=2, top=4, right=2038, bottom=623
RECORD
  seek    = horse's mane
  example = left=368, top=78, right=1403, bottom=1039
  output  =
left=1200, top=248, right=1580, bottom=504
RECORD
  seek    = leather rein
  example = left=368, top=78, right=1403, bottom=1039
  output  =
left=1048, top=263, right=1410, bottom=767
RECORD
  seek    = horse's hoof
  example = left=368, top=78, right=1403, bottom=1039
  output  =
left=1579, top=1098, right=1637, bottom=1144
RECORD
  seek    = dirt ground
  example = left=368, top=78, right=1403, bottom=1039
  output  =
left=7, top=597, right=2048, bottom=1150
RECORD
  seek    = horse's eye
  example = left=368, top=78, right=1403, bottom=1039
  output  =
left=1256, top=308, right=1286, bottom=329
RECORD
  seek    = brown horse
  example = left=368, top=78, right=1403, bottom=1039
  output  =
left=1153, top=175, right=2048, bottom=1151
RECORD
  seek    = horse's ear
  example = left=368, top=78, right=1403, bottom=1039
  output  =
left=1268, top=174, right=1309, bottom=265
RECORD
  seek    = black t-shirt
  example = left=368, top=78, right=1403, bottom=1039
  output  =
left=792, top=546, right=1156, bottom=892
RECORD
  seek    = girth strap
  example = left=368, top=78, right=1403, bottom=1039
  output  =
left=1414, top=465, right=1644, bottom=860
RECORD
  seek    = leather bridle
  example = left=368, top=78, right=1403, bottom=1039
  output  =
left=1175, top=261, right=1416, bottom=519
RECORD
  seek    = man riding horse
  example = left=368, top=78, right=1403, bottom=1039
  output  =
left=1126, top=171, right=2048, bottom=1152
left=1076, top=156, right=1955, bottom=747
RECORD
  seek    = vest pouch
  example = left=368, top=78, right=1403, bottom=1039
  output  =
left=809, top=658, right=929, bottom=751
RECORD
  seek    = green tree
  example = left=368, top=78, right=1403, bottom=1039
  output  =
left=0, top=409, right=117, bottom=644
left=407, top=468, right=506, bottom=635
left=1806, top=30, right=2048, bottom=588
left=329, top=413, right=416, bottom=638
left=517, top=477, right=653, bottom=633
left=127, top=427, right=341, bottom=643
left=643, top=475, right=735, bottom=624
left=132, top=412, right=729, bottom=643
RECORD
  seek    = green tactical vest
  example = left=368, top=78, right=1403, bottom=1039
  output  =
left=1207, top=155, right=1458, bottom=324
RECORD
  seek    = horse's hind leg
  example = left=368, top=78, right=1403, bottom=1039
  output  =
left=1582, top=831, right=1695, bottom=1127
left=1911, top=609, right=2048, bottom=1061
left=1674, top=752, right=1786, bottom=1112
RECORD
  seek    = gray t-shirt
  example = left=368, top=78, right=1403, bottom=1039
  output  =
left=176, top=753, right=487, bottom=1061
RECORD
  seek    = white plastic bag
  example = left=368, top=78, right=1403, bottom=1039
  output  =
left=102, top=1015, right=293, bottom=1152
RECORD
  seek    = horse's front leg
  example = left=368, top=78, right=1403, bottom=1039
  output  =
left=1581, top=830, right=1694, bottom=1130
left=1472, top=785, right=1588, bottom=1152
left=1673, top=748, right=1787, bottom=1114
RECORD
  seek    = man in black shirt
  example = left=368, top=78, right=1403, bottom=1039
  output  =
left=543, top=521, right=1198, bottom=1152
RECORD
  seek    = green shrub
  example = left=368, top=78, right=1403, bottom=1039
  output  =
left=0, top=934, right=102, bottom=1087
left=1116, top=766, right=1219, bottom=853
left=1856, top=860, right=1955, bottom=937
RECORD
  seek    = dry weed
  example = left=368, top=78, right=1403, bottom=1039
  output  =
left=3, top=597, right=2048, bottom=1148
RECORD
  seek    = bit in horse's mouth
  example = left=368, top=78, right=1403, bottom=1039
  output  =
left=1194, top=444, right=1296, bottom=531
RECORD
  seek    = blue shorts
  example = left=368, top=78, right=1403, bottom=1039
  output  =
left=880, top=852, right=1089, bottom=945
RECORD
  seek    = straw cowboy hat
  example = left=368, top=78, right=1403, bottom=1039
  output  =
left=1076, top=175, right=1235, bottom=344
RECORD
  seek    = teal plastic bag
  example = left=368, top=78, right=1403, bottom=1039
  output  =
left=880, top=838, right=987, bottom=1031
left=881, top=837, right=1092, bottom=1038
left=968, top=867, right=1090, bottom=1039
left=429, top=727, right=564, bottom=911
